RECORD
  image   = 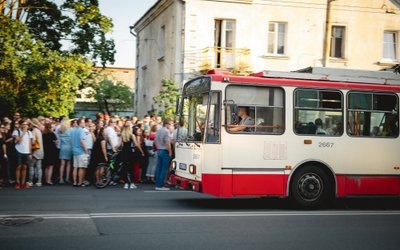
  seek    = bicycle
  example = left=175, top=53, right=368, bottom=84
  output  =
left=94, top=152, right=125, bottom=189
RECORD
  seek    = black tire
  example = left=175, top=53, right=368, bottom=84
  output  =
left=289, top=165, right=333, bottom=209
left=94, top=164, right=111, bottom=189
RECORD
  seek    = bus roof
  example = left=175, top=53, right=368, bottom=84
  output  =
left=207, top=67, right=400, bottom=92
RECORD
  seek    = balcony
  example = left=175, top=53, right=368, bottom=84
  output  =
left=185, top=47, right=251, bottom=75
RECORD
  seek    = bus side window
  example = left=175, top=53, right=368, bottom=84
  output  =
left=225, top=85, right=285, bottom=135
left=347, top=92, right=398, bottom=138
left=294, top=89, right=343, bottom=136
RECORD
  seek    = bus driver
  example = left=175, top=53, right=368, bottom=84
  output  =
left=229, top=106, right=254, bottom=132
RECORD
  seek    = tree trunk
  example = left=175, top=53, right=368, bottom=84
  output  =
left=104, top=99, right=111, bottom=115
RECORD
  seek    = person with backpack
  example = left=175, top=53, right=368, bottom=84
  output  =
left=27, top=118, right=44, bottom=187
left=12, top=118, right=34, bottom=189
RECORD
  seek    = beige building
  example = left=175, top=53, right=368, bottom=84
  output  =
left=94, top=66, right=136, bottom=90
left=74, top=66, right=136, bottom=118
left=133, top=0, right=400, bottom=117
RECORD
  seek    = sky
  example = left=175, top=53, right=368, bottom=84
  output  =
left=98, top=0, right=158, bottom=68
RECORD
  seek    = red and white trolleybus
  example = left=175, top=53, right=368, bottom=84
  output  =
left=170, top=67, right=400, bottom=207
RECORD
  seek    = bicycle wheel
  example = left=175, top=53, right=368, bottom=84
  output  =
left=94, top=164, right=111, bottom=189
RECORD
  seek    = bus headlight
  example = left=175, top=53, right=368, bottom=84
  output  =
left=189, top=164, right=197, bottom=174
left=171, top=161, right=177, bottom=170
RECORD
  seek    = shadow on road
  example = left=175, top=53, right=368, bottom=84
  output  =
left=174, top=196, right=400, bottom=211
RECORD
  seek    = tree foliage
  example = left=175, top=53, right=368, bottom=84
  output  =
left=152, top=79, right=180, bottom=120
left=0, top=0, right=117, bottom=118
left=87, top=75, right=134, bottom=115
left=0, top=15, right=92, bottom=118
left=1, top=0, right=115, bottom=66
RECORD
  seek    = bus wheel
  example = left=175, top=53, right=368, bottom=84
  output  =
left=290, top=166, right=332, bottom=208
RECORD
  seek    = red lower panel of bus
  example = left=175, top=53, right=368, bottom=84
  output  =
left=172, top=174, right=400, bottom=197
left=336, top=175, right=400, bottom=197
left=201, top=173, right=289, bottom=197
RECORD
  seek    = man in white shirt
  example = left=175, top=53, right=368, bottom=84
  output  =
left=83, top=120, right=95, bottom=185
left=105, top=118, right=120, bottom=153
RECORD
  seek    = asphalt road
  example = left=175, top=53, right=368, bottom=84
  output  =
left=0, top=184, right=400, bottom=250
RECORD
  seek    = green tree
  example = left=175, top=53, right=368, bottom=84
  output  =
left=152, top=79, right=180, bottom=120
left=1, top=0, right=115, bottom=66
left=0, top=15, right=92, bottom=118
left=87, top=77, right=134, bottom=115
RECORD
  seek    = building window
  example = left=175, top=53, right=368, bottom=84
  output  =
left=215, top=19, right=235, bottom=49
left=347, top=92, right=398, bottom=137
left=383, top=31, right=397, bottom=60
left=214, top=19, right=236, bottom=68
left=330, top=26, right=345, bottom=58
left=268, top=22, right=286, bottom=55
left=294, top=89, right=343, bottom=136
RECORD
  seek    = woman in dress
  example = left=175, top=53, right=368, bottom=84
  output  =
left=120, top=121, right=144, bottom=189
left=42, top=123, right=58, bottom=185
left=58, top=117, right=72, bottom=184
left=91, top=127, right=108, bottom=185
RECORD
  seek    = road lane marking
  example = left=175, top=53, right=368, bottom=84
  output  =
left=143, top=190, right=193, bottom=193
left=1, top=211, right=400, bottom=219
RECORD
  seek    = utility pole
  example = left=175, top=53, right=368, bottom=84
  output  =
left=322, top=0, right=335, bottom=67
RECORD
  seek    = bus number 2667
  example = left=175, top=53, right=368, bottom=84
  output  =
left=318, top=142, right=334, bottom=148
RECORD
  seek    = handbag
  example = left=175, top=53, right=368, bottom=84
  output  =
left=146, top=146, right=155, bottom=157
left=32, top=134, right=40, bottom=150
left=145, top=139, right=155, bottom=156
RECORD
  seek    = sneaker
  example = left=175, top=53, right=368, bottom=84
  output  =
left=155, top=187, right=170, bottom=191
left=26, top=181, right=33, bottom=187
left=59, top=179, right=65, bottom=185
left=22, top=184, right=30, bottom=189
left=123, top=183, right=129, bottom=189
left=35, top=182, right=42, bottom=187
left=15, top=184, right=20, bottom=190
left=130, top=184, right=137, bottom=189
left=9, top=179, right=15, bottom=184
left=83, top=180, right=90, bottom=186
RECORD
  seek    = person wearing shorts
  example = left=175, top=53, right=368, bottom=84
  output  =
left=12, top=119, right=34, bottom=189
left=71, top=118, right=89, bottom=187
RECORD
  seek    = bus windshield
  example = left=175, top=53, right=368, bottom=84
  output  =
left=180, top=93, right=209, bottom=142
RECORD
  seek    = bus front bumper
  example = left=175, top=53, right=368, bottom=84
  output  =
left=170, top=175, right=201, bottom=192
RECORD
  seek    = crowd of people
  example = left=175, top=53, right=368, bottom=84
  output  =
left=0, top=112, right=184, bottom=191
